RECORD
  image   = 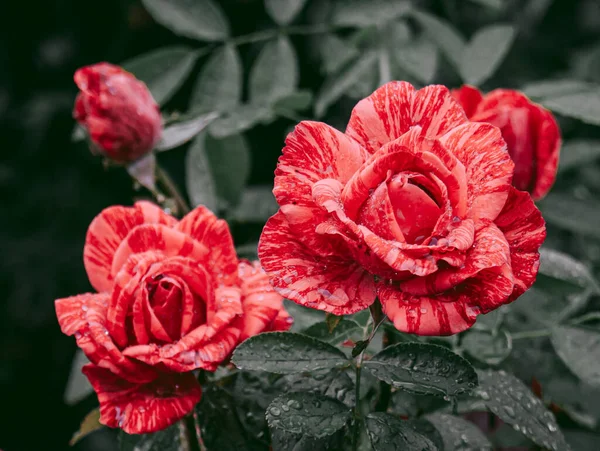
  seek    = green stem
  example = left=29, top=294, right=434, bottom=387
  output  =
left=228, top=29, right=279, bottom=46
left=569, top=311, right=600, bottom=325
left=156, top=164, right=191, bottom=215
left=352, top=353, right=364, bottom=451
left=183, top=415, right=201, bottom=451
left=511, top=329, right=551, bottom=340
left=227, top=24, right=334, bottom=47
left=285, top=24, right=334, bottom=35
left=352, top=301, right=387, bottom=450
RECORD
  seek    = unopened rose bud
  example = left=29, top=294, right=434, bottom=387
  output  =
left=73, top=62, right=162, bottom=163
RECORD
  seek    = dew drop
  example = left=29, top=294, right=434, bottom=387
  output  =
left=479, top=391, right=490, bottom=400
left=269, top=407, right=281, bottom=417
left=503, top=406, right=515, bottom=417
left=547, top=423, right=557, bottom=432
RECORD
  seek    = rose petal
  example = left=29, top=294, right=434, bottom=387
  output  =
left=346, top=82, right=468, bottom=153
left=380, top=223, right=515, bottom=335
left=84, top=202, right=176, bottom=292
left=451, top=85, right=484, bottom=118
left=82, top=364, right=201, bottom=434
left=124, top=325, right=240, bottom=372
left=494, top=187, right=545, bottom=301
left=258, top=211, right=376, bottom=315
left=439, top=122, right=514, bottom=221
left=472, top=89, right=560, bottom=200
left=111, top=224, right=210, bottom=278
left=55, top=292, right=154, bottom=383
left=176, top=206, right=239, bottom=285
left=237, top=260, right=287, bottom=342
left=273, top=121, right=369, bottom=257
left=379, top=290, right=479, bottom=336
left=342, top=127, right=467, bottom=220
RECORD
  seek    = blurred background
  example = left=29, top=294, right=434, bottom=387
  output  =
left=2, top=0, right=600, bottom=450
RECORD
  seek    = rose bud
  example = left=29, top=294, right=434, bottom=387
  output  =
left=452, top=85, right=561, bottom=200
left=73, top=62, right=162, bottom=163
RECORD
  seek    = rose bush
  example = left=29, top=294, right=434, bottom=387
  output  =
left=259, top=81, right=546, bottom=336
left=55, top=202, right=290, bottom=433
left=452, top=85, right=561, bottom=200
left=74, top=62, right=163, bottom=163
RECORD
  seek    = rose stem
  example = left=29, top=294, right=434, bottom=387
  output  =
left=352, top=301, right=387, bottom=450
left=155, top=164, right=191, bottom=215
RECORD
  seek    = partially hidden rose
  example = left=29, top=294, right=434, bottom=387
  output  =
left=55, top=202, right=290, bottom=433
left=258, top=81, right=546, bottom=336
left=452, top=85, right=561, bottom=200
left=74, top=62, right=162, bottom=163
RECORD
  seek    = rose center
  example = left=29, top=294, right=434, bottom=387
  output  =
left=146, top=276, right=185, bottom=342
left=387, top=174, right=443, bottom=244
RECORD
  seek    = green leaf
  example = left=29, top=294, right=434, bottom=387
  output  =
left=467, top=0, right=504, bottom=9
left=119, top=422, right=184, bottom=451
left=284, top=299, right=326, bottom=332
left=521, top=79, right=593, bottom=100
left=228, top=185, right=279, bottom=223
left=332, top=0, right=411, bottom=27
left=365, top=413, right=439, bottom=451
left=265, top=0, right=307, bottom=25
left=126, top=153, right=156, bottom=191
left=70, top=409, right=102, bottom=446
left=185, top=134, right=218, bottom=212
left=318, top=34, right=360, bottom=74
left=276, top=369, right=356, bottom=407
left=195, top=385, right=264, bottom=450
left=426, top=414, right=492, bottom=451
left=273, top=90, right=313, bottom=111
left=405, top=419, right=445, bottom=450
left=460, top=25, right=515, bottom=85
left=303, top=319, right=361, bottom=345
left=325, top=313, right=342, bottom=333
left=249, top=36, right=298, bottom=105
left=393, top=36, right=438, bottom=84
left=141, top=0, right=229, bottom=41
left=411, top=10, right=466, bottom=70
left=209, top=104, right=273, bottom=138
left=352, top=340, right=369, bottom=358
left=539, top=248, right=600, bottom=291
left=208, top=132, right=251, bottom=208
left=461, top=329, right=512, bottom=365
left=542, top=91, right=600, bottom=126
left=270, top=428, right=343, bottom=451
left=538, top=193, right=600, bottom=238
left=232, top=332, right=349, bottom=374
left=71, top=124, right=86, bottom=142
left=558, top=140, right=600, bottom=173
left=191, top=45, right=242, bottom=113
left=123, top=47, right=197, bottom=105
left=64, top=349, right=92, bottom=405
left=315, top=51, right=377, bottom=117
left=363, top=343, right=478, bottom=396
left=551, top=326, right=600, bottom=388
left=476, top=369, right=570, bottom=451
left=266, top=392, right=351, bottom=438
left=157, top=111, right=219, bottom=151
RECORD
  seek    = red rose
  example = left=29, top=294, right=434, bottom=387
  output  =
left=55, top=202, right=252, bottom=433
left=258, top=81, right=546, bottom=336
left=452, top=85, right=561, bottom=200
left=236, top=260, right=293, bottom=343
left=74, top=62, right=162, bottom=163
